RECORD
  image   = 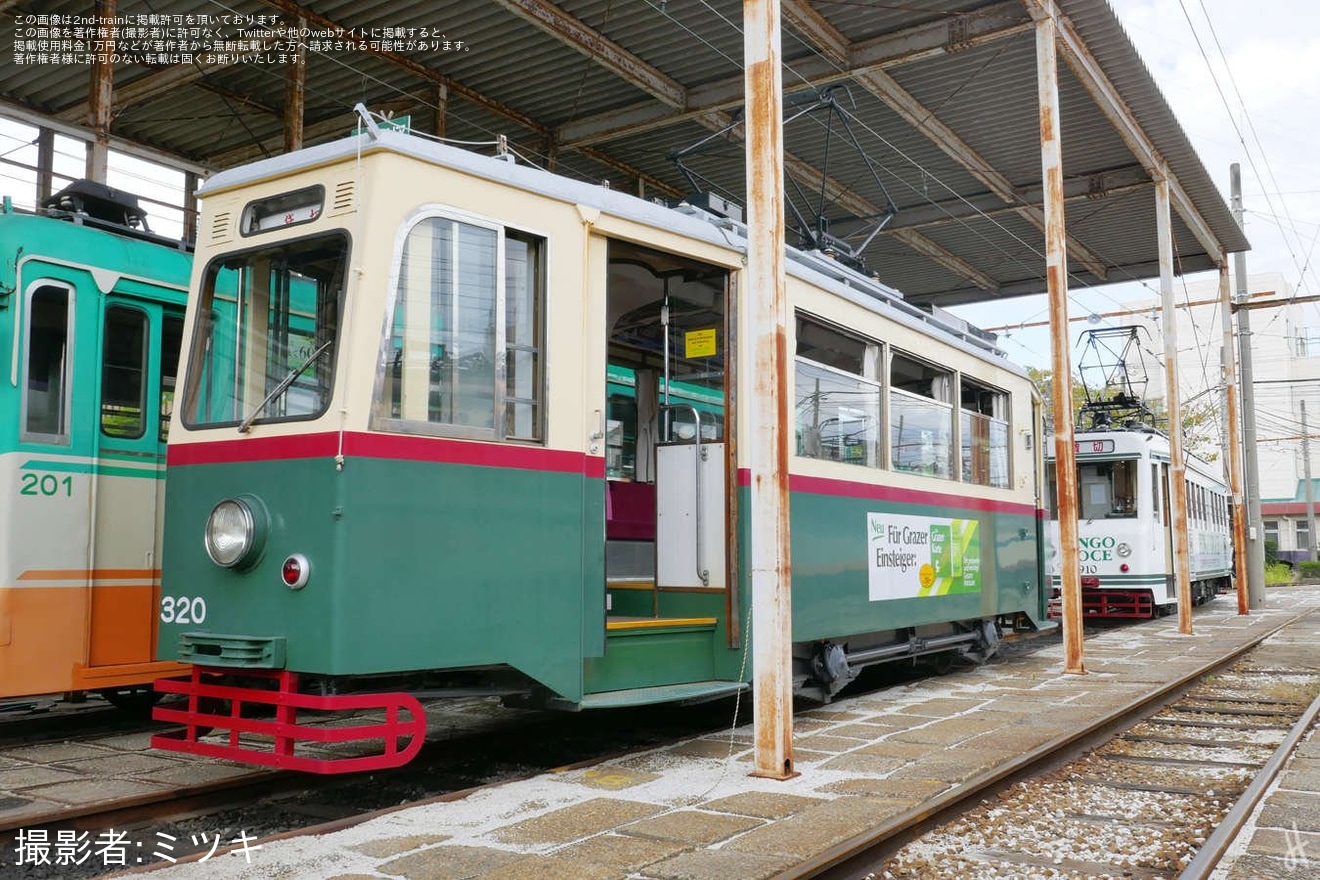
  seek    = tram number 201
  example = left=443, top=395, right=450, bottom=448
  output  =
left=160, top=596, right=207, bottom=624
left=19, top=473, right=73, bottom=496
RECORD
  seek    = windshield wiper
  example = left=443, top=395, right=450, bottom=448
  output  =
left=238, top=340, right=333, bottom=434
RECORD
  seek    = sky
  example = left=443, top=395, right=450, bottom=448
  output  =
left=951, top=0, right=1320, bottom=370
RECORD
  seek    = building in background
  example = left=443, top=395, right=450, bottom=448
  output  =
left=1125, top=271, right=1320, bottom=563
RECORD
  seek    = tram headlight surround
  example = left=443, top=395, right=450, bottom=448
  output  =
left=1116, top=542, right=1132, bottom=558
left=204, top=496, right=268, bottom=570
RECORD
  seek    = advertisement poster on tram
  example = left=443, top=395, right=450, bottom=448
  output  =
left=867, top=513, right=981, bottom=600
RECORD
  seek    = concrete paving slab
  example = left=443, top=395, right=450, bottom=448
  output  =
left=1221, top=853, right=1315, bottom=879
left=558, top=766, right=663, bottom=791
left=378, top=844, right=524, bottom=879
left=619, top=809, right=762, bottom=844
left=88, top=731, right=158, bottom=751
left=351, top=834, right=450, bottom=859
left=493, top=798, right=663, bottom=845
left=0, top=742, right=118, bottom=764
left=19, top=776, right=169, bottom=805
left=1237, top=827, right=1320, bottom=859
left=62, top=752, right=189, bottom=776
left=722, top=795, right=898, bottom=858
left=0, top=764, right=82, bottom=790
left=552, top=832, right=693, bottom=872
left=793, top=733, right=871, bottom=754
left=475, top=853, right=623, bottom=879
left=700, top=791, right=826, bottom=819
left=1257, top=790, right=1320, bottom=833
left=887, top=716, right=1003, bottom=745
left=643, top=846, right=799, bottom=880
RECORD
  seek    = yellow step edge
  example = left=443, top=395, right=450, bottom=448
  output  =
left=606, top=616, right=718, bottom=631
left=606, top=580, right=655, bottom=591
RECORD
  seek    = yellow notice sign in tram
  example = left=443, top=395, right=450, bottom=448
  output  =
left=685, top=328, right=717, bottom=359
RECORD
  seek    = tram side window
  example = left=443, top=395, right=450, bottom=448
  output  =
left=23, top=284, right=72, bottom=443
left=159, top=314, right=183, bottom=442
left=960, top=378, right=1009, bottom=488
left=1078, top=459, right=1137, bottom=519
left=101, top=306, right=148, bottom=439
left=890, top=352, right=953, bottom=479
left=794, top=317, right=879, bottom=467
left=378, top=216, right=544, bottom=441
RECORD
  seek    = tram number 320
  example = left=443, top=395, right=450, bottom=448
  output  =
left=160, top=596, right=208, bottom=624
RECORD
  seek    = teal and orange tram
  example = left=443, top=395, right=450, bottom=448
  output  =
left=151, top=117, right=1051, bottom=772
left=0, top=180, right=191, bottom=710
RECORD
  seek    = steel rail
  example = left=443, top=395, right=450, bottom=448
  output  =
left=787, top=605, right=1319, bottom=879
left=1177, top=683, right=1320, bottom=879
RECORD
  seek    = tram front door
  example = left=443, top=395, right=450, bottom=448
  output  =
left=603, top=240, right=730, bottom=600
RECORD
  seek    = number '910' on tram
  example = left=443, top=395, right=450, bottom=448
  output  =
left=151, top=114, right=1050, bottom=772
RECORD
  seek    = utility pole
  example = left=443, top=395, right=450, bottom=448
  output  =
left=1232, top=163, right=1266, bottom=606
left=1303, top=400, right=1317, bottom=562
left=1219, top=262, right=1249, bottom=614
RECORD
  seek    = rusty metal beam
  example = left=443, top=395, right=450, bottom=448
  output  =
left=56, top=57, right=248, bottom=123
left=283, top=16, right=307, bottom=154
left=1157, top=176, right=1194, bottom=634
left=1037, top=4, right=1084, bottom=676
left=491, top=0, right=685, bottom=109
left=886, top=164, right=1150, bottom=231
left=782, top=0, right=850, bottom=66
left=745, top=0, right=795, bottom=784
left=1021, top=0, right=1223, bottom=261
left=890, top=228, right=1000, bottom=291
left=254, top=0, right=664, bottom=198
left=1219, top=260, right=1249, bottom=615
left=85, top=0, right=115, bottom=182
left=559, top=1, right=1030, bottom=147
left=782, top=6, right=1109, bottom=283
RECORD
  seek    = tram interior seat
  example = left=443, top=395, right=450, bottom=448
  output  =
left=606, top=480, right=656, bottom=541
left=605, top=481, right=657, bottom=583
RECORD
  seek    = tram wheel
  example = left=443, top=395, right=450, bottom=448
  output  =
left=98, top=685, right=161, bottom=717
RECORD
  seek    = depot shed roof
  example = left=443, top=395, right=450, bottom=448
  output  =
left=1, top=0, right=1250, bottom=308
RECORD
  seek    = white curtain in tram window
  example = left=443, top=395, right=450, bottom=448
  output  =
left=635, top=368, right=657, bottom=482
left=930, top=373, right=952, bottom=403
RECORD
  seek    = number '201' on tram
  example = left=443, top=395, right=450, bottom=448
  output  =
left=152, top=124, right=1050, bottom=772
left=1, top=181, right=189, bottom=710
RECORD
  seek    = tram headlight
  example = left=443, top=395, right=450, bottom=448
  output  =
left=1116, top=542, right=1132, bottom=558
left=204, top=496, right=267, bottom=569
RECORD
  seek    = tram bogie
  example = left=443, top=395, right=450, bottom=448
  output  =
left=151, top=118, right=1049, bottom=772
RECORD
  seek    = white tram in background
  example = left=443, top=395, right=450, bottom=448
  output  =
left=1045, top=426, right=1232, bottom=618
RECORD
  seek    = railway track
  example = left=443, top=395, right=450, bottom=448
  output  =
left=807, top=617, right=1320, bottom=879
left=0, top=694, right=756, bottom=879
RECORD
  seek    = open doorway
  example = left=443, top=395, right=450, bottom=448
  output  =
left=603, top=240, right=731, bottom=610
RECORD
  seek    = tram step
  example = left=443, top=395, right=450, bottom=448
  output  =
left=586, top=616, right=720, bottom=692
left=574, top=680, right=747, bottom=709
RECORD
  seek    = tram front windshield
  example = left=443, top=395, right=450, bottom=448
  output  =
left=1047, top=457, right=1139, bottom=520
left=181, top=233, right=348, bottom=430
